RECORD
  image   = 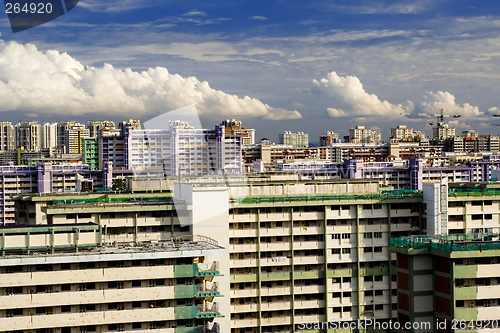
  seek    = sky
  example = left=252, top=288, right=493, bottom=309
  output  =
left=1, top=0, right=500, bottom=142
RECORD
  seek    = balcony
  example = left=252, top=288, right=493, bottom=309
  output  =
left=0, top=266, right=175, bottom=287
left=174, top=262, right=221, bottom=278
left=197, top=323, right=220, bottom=333
left=197, top=282, right=222, bottom=298
left=0, top=308, right=175, bottom=331
left=196, top=302, right=222, bottom=319
left=0, top=287, right=176, bottom=310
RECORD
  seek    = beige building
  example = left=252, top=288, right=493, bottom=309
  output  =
left=349, top=126, right=381, bottom=144
left=4, top=178, right=500, bottom=332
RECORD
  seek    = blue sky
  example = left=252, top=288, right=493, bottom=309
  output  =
left=1, top=0, right=500, bottom=142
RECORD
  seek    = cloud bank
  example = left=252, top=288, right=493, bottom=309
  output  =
left=312, top=71, right=410, bottom=118
left=0, top=40, right=301, bottom=120
left=313, top=71, right=482, bottom=120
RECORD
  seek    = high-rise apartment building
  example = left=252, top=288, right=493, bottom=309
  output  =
left=432, top=122, right=455, bottom=144
left=319, top=131, right=340, bottom=146
left=88, top=120, right=116, bottom=137
left=82, top=138, right=99, bottom=170
left=42, top=122, right=57, bottom=150
left=118, top=119, right=141, bottom=130
left=113, top=121, right=243, bottom=175
left=279, top=131, right=309, bottom=147
left=389, top=125, right=424, bottom=142
left=0, top=121, right=14, bottom=151
left=57, top=121, right=90, bottom=154
left=220, top=119, right=255, bottom=146
left=391, top=233, right=500, bottom=332
left=15, top=121, right=41, bottom=151
left=349, top=126, right=382, bottom=143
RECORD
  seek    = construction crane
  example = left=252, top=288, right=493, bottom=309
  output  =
left=417, top=109, right=462, bottom=126
left=422, top=108, right=461, bottom=126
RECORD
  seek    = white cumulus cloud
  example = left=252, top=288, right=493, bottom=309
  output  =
left=312, top=71, right=410, bottom=118
left=414, top=91, right=482, bottom=118
left=0, top=40, right=300, bottom=120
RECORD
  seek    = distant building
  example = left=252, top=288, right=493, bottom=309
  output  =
left=432, top=122, right=455, bottom=144
left=444, top=135, right=500, bottom=153
left=15, top=121, right=41, bottom=151
left=118, top=119, right=141, bottom=130
left=390, top=125, right=424, bottom=141
left=56, top=121, right=90, bottom=154
left=279, top=131, right=309, bottom=147
left=462, top=129, right=478, bottom=138
left=319, top=131, right=340, bottom=146
left=349, top=126, right=381, bottom=143
left=87, top=120, right=116, bottom=137
left=42, top=122, right=57, bottom=150
left=0, top=121, right=14, bottom=151
left=82, top=137, right=99, bottom=170
left=221, top=119, right=255, bottom=145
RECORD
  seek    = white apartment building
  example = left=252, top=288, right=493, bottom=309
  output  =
left=122, top=121, right=243, bottom=176
left=432, top=122, right=456, bottom=144
left=349, top=126, right=381, bottom=144
left=279, top=131, right=309, bottom=148
left=42, top=123, right=57, bottom=150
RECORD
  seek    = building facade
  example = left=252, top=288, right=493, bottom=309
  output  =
left=16, top=121, right=41, bottom=152
left=0, top=121, right=15, bottom=151
left=279, top=132, right=309, bottom=148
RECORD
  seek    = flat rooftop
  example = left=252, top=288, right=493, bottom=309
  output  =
left=390, top=233, right=500, bottom=253
left=0, top=237, right=223, bottom=265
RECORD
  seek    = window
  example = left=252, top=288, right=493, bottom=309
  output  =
left=472, top=214, right=483, bottom=220
left=343, top=291, right=351, bottom=297
left=363, top=233, right=372, bottom=239
left=342, top=248, right=351, bottom=254
left=364, top=290, right=373, bottom=297
left=332, top=234, right=340, bottom=240
left=375, top=290, right=383, bottom=296
left=373, top=232, right=382, bottom=238
left=342, top=233, right=351, bottom=239
left=485, top=214, right=493, bottom=220
left=343, top=277, right=351, bottom=283
left=364, top=247, right=373, bottom=253
left=132, top=280, right=141, bottom=287
left=375, top=304, right=384, bottom=311
left=364, top=276, right=373, bottom=282
left=331, top=249, right=340, bottom=255
left=374, top=247, right=382, bottom=253
left=61, top=284, right=71, bottom=291
left=61, top=305, right=71, bottom=313
left=374, top=275, right=383, bottom=281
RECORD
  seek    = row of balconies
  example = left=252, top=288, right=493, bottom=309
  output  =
left=0, top=262, right=220, bottom=287
left=0, top=265, right=176, bottom=287
left=0, top=307, right=175, bottom=331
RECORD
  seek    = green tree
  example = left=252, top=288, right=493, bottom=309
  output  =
left=111, top=178, right=126, bottom=191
